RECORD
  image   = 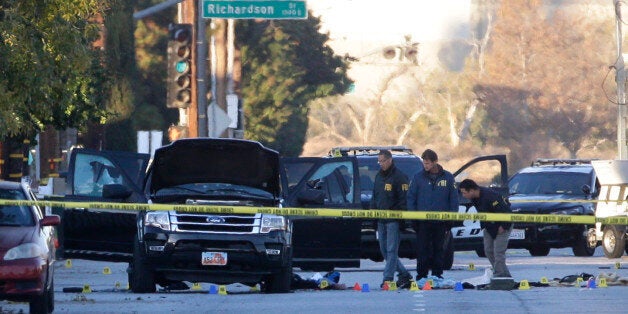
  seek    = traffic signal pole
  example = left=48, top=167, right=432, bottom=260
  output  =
left=181, top=0, right=198, bottom=138
left=196, top=0, right=208, bottom=137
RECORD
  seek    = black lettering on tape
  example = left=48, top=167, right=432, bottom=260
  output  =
left=512, top=215, right=525, bottom=222
left=426, top=213, right=440, bottom=219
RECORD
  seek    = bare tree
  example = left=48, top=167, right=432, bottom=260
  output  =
left=477, top=0, right=615, bottom=162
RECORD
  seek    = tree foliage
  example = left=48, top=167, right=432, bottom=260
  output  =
left=236, top=16, right=352, bottom=156
left=0, top=0, right=109, bottom=141
left=477, top=0, right=615, bottom=165
left=304, top=0, right=617, bottom=171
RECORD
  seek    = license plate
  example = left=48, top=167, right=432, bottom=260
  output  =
left=202, top=252, right=227, bottom=266
left=509, top=229, right=525, bottom=240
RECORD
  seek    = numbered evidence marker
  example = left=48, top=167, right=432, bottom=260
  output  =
left=102, top=267, right=111, bottom=275
left=540, top=277, right=549, bottom=284
left=388, top=281, right=398, bottom=291
left=468, top=263, right=475, bottom=271
left=65, top=259, right=72, bottom=268
left=82, top=284, right=93, bottom=293
left=409, top=281, right=419, bottom=291
left=218, top=285, right=228, bottom=295
left=191, top=282, right=202, bottom=290
left=318, top=279, right=329, bottom=289
left=518, top=280, right=530, bottom=290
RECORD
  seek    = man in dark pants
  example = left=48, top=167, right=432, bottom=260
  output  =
left=407, top=149, right=458, bottom=280
left=370, top=150, right=413, bottom=289
left=459, top=179, right=513, bottom=278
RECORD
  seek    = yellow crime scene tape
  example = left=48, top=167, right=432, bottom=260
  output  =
left=1, top=199, right=627, bottom=225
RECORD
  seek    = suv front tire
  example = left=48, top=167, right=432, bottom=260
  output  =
left=130, top=238, right=156, bottom=293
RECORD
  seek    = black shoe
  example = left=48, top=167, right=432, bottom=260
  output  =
left=397, top=275, right=412, bottom=289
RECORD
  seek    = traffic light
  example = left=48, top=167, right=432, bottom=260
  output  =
left=167, top=23, right=193, bottom=109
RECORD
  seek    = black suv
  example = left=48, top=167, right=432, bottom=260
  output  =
left=57, top=138, right=363, bottom=293
left=507, top=159, right=599, bottom=256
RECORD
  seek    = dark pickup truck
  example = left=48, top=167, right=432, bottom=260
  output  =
left=54, top=138, right=362, bottom=293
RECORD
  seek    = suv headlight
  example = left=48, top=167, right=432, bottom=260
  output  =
left=261, top=215, right=286, bottom=233
left=145, top=211, right=171, bottom=230
left=551, top=208, right=582, bottom=215
left=4, top=243, right=43, bottom=260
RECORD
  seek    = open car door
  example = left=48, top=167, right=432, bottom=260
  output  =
left=59, top=148, right=150, bottom=262
left=451, top=154, right=509, bottom=255
left=281, top=156, right=362, bottom=271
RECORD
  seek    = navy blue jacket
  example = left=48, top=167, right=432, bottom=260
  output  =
left=470, top=187, right=512, bottom=239
left=370, top=164, right=409, bottom=223
left=407, top=165, right=458, bottom=214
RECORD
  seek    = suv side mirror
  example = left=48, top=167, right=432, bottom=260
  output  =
left=296, top=189, right=325, bottom=205
left=103, top=184, right=133, bottom=199
left=581, top=184, right=591, bottom=195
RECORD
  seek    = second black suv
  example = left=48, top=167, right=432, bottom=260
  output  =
left=507, top=159, right=600, bottom=256
left=330, top=146, right=510, bottom=267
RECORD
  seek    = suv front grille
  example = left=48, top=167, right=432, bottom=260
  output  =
left=171, top=212, right=260, bottom=234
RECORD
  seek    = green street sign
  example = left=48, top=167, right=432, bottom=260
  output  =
left=203, top=0, right=307, bottom=19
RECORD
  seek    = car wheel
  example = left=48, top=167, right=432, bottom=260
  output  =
left=130, top=237, right=156, bottom=293
left=572, top=226, right=597, bottom=257
left=264, top=263, right=293, bottom=293
left=528, top=246, right=550, bottom=256
left=442, top=231, right=454, bottom=270
left=602, top=226, right=626, bottom=258
left=29, top=278, right=53, bottom=314
left=475, top=247, right=486, bottom=258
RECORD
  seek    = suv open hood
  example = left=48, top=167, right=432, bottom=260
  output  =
left=148, top=138, right=280, bottom=197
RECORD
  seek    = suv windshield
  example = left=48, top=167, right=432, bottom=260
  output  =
left=509, top=172, right=591, bottom=195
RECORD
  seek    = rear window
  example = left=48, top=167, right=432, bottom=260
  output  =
left=0, top=189, right=34, bottom=226
left=358, top=157, right=423, bottom=192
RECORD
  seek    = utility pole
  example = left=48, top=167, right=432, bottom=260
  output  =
left=614, top=0, right=628, bottom=159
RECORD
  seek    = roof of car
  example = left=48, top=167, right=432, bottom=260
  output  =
left=329, top=146, right=417, bottom=157
left=517, top=159, right=594, bottom=175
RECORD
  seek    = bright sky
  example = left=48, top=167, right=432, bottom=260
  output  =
left=308, top=0, right=471, bottom=44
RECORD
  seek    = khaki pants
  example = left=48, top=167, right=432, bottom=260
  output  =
left=483, top=228, right=511, bottom=277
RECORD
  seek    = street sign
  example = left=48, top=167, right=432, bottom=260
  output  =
left=202, top=0, right=307, bottom=19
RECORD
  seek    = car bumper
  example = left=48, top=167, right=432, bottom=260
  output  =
left=142, top=229, right=291, bottom=285
left=0, top=258, right=48, bottom=301
left=508, top=223, right=584, bottom=248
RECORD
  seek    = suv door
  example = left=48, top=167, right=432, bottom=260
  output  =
left=280, top=157, right=362, bottom=271
left=60, top=149, right=150, bottom=262
left=452, top=154, right=509, bottom=256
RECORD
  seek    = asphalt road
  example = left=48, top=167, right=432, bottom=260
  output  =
left=1, top=247, right=627, bottom=313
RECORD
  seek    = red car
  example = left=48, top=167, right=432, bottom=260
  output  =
left=0, top=181, right=60, bottom=313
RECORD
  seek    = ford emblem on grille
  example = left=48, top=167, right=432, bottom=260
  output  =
left=207, top=216, right=225, bottom=224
